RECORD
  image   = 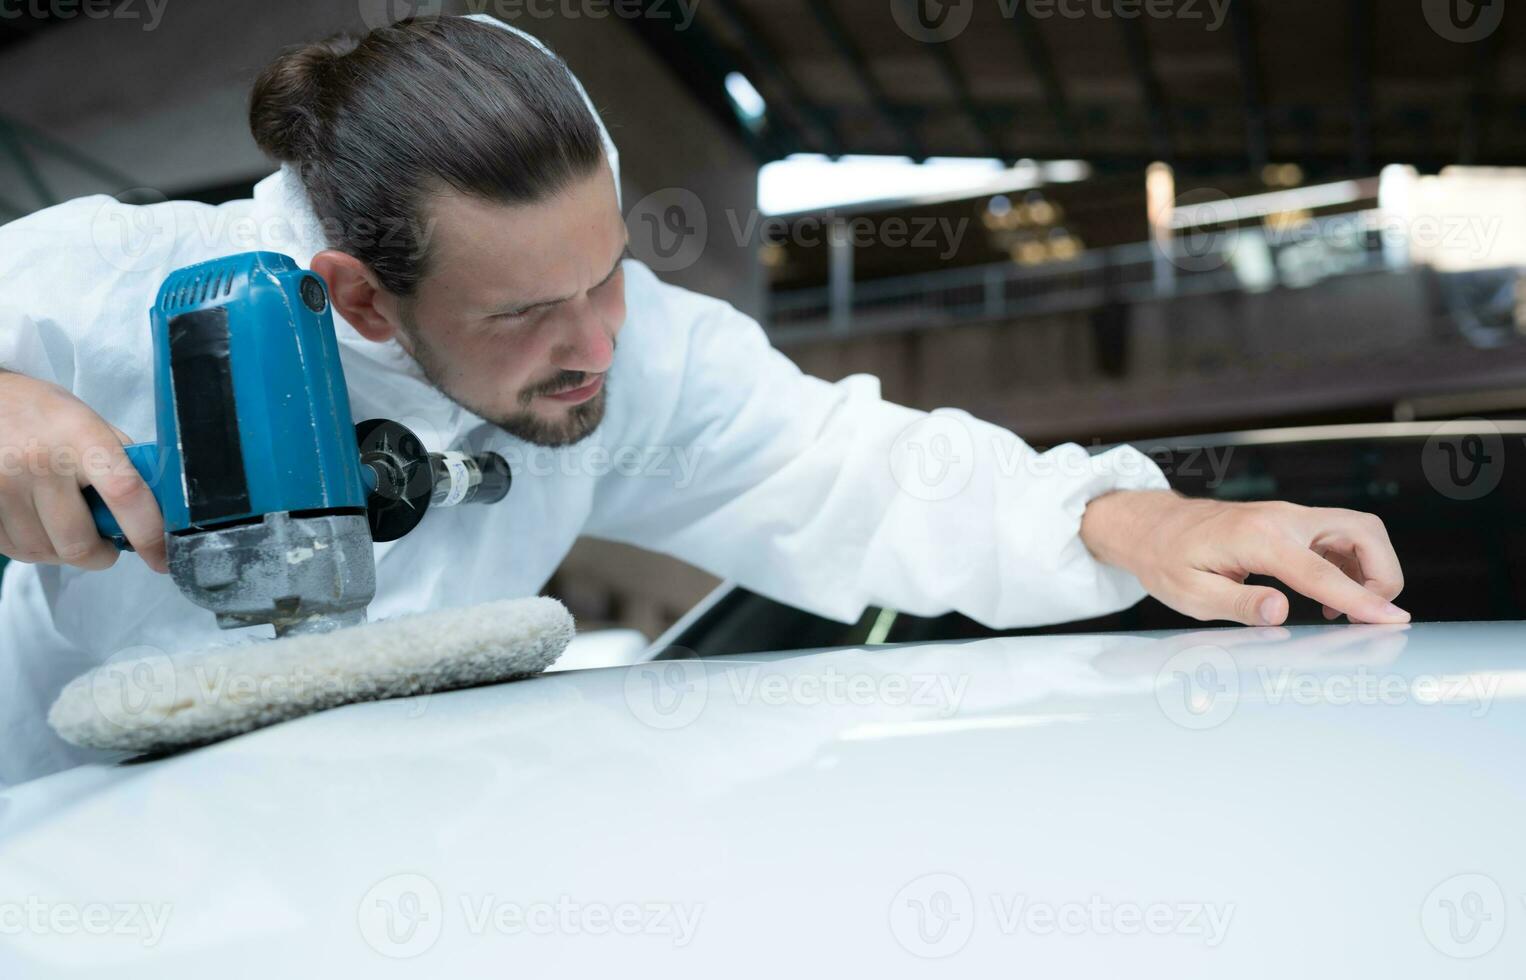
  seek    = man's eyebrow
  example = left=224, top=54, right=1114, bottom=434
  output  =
left=488, top=246, right=628, bottom=317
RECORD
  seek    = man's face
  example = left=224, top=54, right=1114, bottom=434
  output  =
left=398, top=163, right=628, bottom=446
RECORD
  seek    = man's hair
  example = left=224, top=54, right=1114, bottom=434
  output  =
left=249, top=17, right=606, bottom=295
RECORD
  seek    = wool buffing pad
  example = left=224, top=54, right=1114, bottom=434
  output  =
left=49, top=596, right=575, bottom=755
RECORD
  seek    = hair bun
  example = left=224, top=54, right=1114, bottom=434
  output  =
left=248, top=36, right=358, bottom=164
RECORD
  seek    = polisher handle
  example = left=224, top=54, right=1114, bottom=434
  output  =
left=86, top=442, right=163, bottom=551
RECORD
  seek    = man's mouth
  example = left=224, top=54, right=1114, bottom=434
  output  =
left=541, top=374, right=605, bottom=405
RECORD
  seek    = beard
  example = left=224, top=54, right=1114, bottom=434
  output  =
left=406, top=330, right=609, bottom=448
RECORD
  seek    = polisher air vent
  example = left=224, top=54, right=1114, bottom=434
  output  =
left=160, top=264, right=239, bottom=313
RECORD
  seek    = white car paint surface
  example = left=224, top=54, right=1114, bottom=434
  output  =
left=1, top=622, right=1524, bottom=977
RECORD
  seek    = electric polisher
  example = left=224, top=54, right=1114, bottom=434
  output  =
left=86, top=250, right=512, bottom=637
left=49, top=251, right=574, bottom=754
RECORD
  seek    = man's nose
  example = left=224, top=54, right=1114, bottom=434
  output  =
left=551, top=301, right=615, bottom=375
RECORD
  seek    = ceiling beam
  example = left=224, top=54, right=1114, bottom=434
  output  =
left=624, top=1, right=786, bottom=162
left=806, top=0, right=927, bottom=160
left=704, top=0, right=842, bottom=157
left=1460, top=16, right=1505, bottom=164
left=1349, top=0, right=1374, bottom=173
left=1117, top=15, right=1172, bottom=162
left=1229, top=0, right=1269, bottom=172
left=1007, top=6, right=1077, bottom=144
left=926, top=41, right=1007, bottom=161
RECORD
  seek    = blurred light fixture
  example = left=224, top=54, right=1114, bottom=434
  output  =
left=1260, top=163, right=1305, bottom=188
left=758, top=156, right=1094, bottom=215
left=725, top=72, right=767, bottom=131
left=760, top=242, right=787, bottom=269
left=1264, top=209, right=1313, bottom=233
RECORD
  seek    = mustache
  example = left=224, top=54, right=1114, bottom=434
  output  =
left=520, top=370, right=599, bottom=406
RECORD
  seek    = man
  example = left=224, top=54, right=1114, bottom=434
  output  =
left=0, top=15, right=1405, bottom=783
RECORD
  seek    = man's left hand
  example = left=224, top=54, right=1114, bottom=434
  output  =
left=1080, top=490, right=1409, bottom=626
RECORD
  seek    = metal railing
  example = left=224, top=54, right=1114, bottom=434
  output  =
left=766, top=211, right=1401, bottom=341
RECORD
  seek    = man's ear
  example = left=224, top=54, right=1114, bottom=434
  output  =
left=310, top=250, right=404, bottom=345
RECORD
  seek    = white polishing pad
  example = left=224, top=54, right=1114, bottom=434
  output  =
left=49, top=596, right=575, bottom=755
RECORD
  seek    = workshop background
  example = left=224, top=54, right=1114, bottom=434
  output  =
left=2, top=0, right=1523, bottom=637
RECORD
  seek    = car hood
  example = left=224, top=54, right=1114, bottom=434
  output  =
left=3, top=622, right=1525, bottom=977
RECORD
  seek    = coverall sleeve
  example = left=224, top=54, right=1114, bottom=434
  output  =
left=584, top=264, right=1171, bottom=630
left=0, top=198, right=155, bottom=404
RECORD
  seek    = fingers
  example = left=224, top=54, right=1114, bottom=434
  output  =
left=76, top=425, right=167, bottom=573
left=0, top=491, right=52, bottom=563
left=33, top=481, right=118, bottom=571
left=1308, top=511, right=1405, bottom=623
left=1313, top=510, right=1405, bottom=601
left=1316, top=547, right=1362, bottom=621
left=1264, top=542, right=1409, bottom=624
left=1178, top=570, right=1291, bottom=626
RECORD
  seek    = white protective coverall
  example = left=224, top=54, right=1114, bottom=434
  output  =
left=0, top=17, right=1168, bottom=785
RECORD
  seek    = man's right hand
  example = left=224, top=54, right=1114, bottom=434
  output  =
left=0, top=370, right=167, bottom=573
